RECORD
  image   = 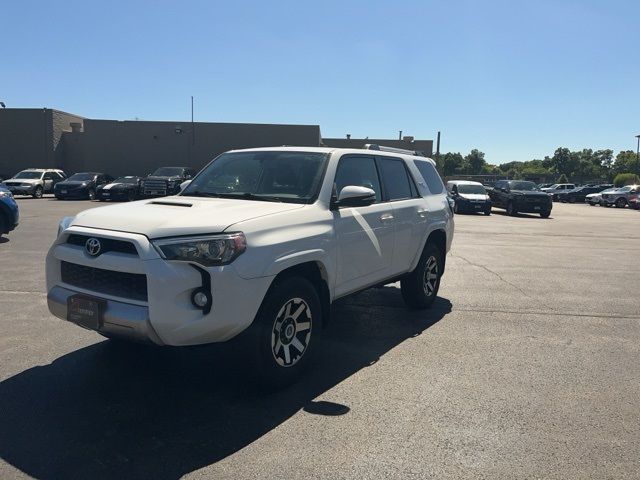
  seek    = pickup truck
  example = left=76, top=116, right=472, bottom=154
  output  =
left=488, top=180, right=552, bottom=218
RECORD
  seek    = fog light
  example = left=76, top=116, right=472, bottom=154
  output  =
left=192, top=290, right=209, bottom=309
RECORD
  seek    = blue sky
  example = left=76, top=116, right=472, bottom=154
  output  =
left=2, top=0, right=639, bottom=164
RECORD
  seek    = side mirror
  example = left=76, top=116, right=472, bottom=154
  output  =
left=334, top=186, right=376, bottom=208
left=179, top=180, right=192, bottom=192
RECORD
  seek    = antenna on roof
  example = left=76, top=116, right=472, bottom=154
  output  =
left=364, top=144, right=426, bottom=157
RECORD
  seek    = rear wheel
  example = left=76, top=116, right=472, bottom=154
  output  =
left=33, top=186, right=43, bottom=199
left=401, top=242, right=443, bottom=309
left=484, top=208, right=491, bottom=216
left=247, top=276, right=322, bottom=389
left=506, top=201, right=517, bottom=216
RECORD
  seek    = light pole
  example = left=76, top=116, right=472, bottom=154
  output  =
left=636, top=134, right=640, bottom=179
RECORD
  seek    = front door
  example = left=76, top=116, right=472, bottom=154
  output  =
left=333, top=155, right=395, bottom=297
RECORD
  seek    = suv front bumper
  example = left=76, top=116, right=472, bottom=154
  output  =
left=46, top=227, right=274, bottom=346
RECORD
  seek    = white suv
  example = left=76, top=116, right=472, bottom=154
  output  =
left=2, top=168, right=67, bottom=198
left=46, top=146, right=454, bottom=385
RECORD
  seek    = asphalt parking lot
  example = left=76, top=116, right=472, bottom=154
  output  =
left=1, top=197, right=638, bottom=479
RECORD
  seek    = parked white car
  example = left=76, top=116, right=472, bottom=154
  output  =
left=540, top=183, right=576, bottom=201
left=46, top=146, right=454, bottom=385
left=586, top=188, right=617, bottom=206
left=2, top=168, right=67, bottom=198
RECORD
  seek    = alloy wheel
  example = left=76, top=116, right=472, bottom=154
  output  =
left=423, top=255, right=439, bottom=296
left=271, top=297, right=312, bottom=367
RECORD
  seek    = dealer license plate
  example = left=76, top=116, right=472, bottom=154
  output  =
left=61, top=190, right=67, bottom=194
left=533, top=206, right=541, bottom=210
left=67, top=295, right=104, bottom=330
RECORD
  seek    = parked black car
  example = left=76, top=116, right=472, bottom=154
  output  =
left=488, top=180, right=552, bottom=218
left=142, top=167, right=194, bottom=197
left=557, top=184, right=613, bottom=203
left=54, top=172, right=112, bottom=200
left=96, top=176, right=143, bottom=202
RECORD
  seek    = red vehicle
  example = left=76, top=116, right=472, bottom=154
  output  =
left=629, top=190, right=640, bottom=210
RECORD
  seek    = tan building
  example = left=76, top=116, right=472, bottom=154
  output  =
left=0, top=108, right=432, bottom=178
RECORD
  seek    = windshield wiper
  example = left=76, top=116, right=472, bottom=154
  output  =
left=230, top=192, right=283, bottom=202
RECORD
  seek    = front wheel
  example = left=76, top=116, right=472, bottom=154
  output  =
left=540, top=211, right=551, bottom=218
left=88, top=188, right=96, bottom=200
left=506, top=201, right=517, bottom=216
left=33, top=186, right=43, bottom=199
left=248, top=276, right=322, bottom=388
left=615, top=198, right=627, bottom=208
left=401, top=242, right=443, bottom=309
left=484, top=208, right=491, bottom=216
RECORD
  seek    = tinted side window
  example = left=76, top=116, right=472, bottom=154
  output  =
left=334, top=155, right=381, bottom=203
left=414, top=160, right=444, bottom=194
left=43, top=173, right=53, bottom=180
left=377, top=158, right=412, bottom=201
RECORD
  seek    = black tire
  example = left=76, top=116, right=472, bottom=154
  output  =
left=33, top=186, right=43, bottom=199
left=127, top=190, right=136, bottom=202
left=247, top=276, right=322, bottom=389
left=540, top=211, right=551, bottom=218
left=401, top=242, right=443, bottom=310
left=568, top=197, right=575, bottom=203
left=615, top=198, right=626, bottom=208
left=88, top=188, right=96, bottom=200
left=484, top=208, right=491, bottom=216
left=588, top=202, right=595, bottom=206
left=0, top=213, right=6, bottom=236
left=506, top=201, right=517, bottom=216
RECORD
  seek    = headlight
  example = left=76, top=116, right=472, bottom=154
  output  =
left=0, top=190, right=11, bottom=198
left=57, top=216, right=75, bottom=237
left=152, top=233, right=247, bottom=266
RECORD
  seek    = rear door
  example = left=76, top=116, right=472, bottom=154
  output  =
left=376, top=156, right=427, bottom=275
left=42, top=172, right=54, bottom=192
left=333, top=155, right=395, bottom=296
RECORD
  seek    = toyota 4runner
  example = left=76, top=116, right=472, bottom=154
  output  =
left=46, top=146, right=454, bottom=386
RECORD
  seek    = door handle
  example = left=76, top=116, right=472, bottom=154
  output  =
left=379, top=213, right=394, bottom=222
left=417, top=209, right=428, bottom=218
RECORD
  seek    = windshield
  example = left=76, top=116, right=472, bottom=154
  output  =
left=508, top=181, right=538, bottom=191
left=617, top=186, right=632, bottom=192
left=14, top=171, right=43, bottom=179
left=457, top=184, right=486, bottom=195
left=113, top=177, right=139, bottom=184
left=152, top=167, right=184, bottom=176
left=182, top=151, right=329, bottom=203
left=67, top=173, right=95, bottom=181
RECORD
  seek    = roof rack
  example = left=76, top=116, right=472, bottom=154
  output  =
left=364, top=144, right=426, bottom=157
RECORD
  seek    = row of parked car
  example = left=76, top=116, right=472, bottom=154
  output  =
left=446, top=179, right=640, bottom=217
left=0, top=167, right=195, bottom=201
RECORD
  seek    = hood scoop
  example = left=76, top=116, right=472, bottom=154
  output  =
left=148, top=201, right=192, bottom=207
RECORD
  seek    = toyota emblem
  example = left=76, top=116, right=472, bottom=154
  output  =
left=85, top=237, right=102, bottom=256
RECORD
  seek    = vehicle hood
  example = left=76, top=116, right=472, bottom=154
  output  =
left=57, top=181, right=90, bottom=187
left=585, top=193, right=601, bottom=198
left=511, top=190, right=550, bottom=198
left=459, top=193, right=489, bottom=201
left=69, top=197, right=305, bottom=238
left=4, top=178, right=40, bottom=184
left=145, top=175, right=182, bottom=181
left=99, top=182, right=133, bottom=190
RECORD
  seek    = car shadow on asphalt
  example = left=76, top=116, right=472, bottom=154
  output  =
left=491, top=210, right=553, bottom=219
left=0, top=288, right=451, bottom=480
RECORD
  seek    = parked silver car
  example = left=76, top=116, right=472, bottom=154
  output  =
left=601, top=185, right=639, bottom=208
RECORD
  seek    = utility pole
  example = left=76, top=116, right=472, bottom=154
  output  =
left=436, top=131, right=441, bottom=157
left=635, top=134, right=640, bottom=179
left=191, top=96, right=195, bottom=145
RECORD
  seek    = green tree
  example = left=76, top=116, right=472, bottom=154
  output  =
left=438, top=152, right=465, bottom=177
left=613, top=173, right=640, bottom=187
left=556, top=173, right=569, bottom=183
left=614, top=150, right=640, bottom=176
left=464, top=149, right=486, bottom=175
left=551, top=147, right=577, bottom=177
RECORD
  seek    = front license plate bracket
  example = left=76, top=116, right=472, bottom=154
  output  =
left=67, top=295, right=105, bottom=330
